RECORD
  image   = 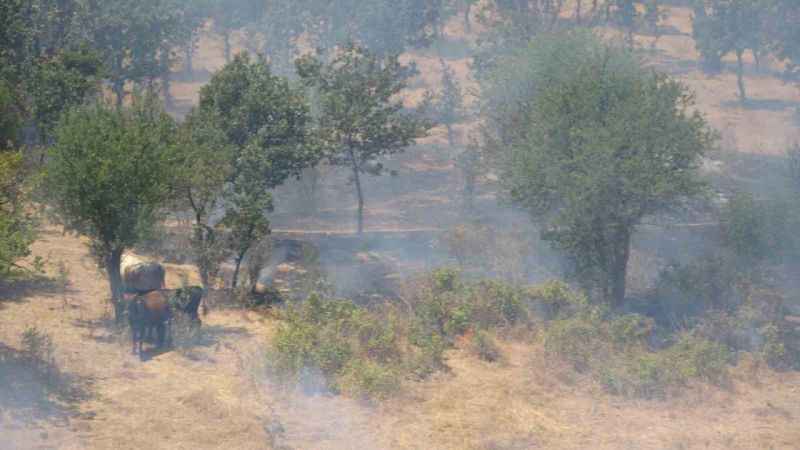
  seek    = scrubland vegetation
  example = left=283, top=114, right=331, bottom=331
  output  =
left=2, top=0, right=800, bottom=449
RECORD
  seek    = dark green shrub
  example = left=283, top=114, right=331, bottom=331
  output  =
left=667, top=333, right=731, bottom=383
left=543, top=316, right=604, bottom=372
left=599, top=352, right=670, bottom=399
left=760, top=324, right=794, bottom=369
left=608, top=314, right=655, bottom=350
left=468, top=279, right=528, bottom=328
left=527, top=280, right=588, bottom=321
left=338, top=359, right=401, bottom=400
left=653, top=255, right=741, bottom=324
left=471, top=330, right=502, bottom=362
left=270, top=293, right=425, bottom=399
left=407, top=331, right=447, bottom=379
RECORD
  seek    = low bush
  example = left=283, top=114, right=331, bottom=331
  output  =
left=527, top=280, right=589, bottom=321
left=270, top=268, right=749, bottom=402
left=596, top=333, right=730, bottom=399
left=338, top=359, right=401, bottom=400
left=268, top=294, right=406, bottom=400
left=543, top=316, right=604, bottom=372
left=471, top=330, right=502, bottom=362
left=541, top=294, right=733, bottom=399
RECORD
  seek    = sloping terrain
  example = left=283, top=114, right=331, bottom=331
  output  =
left=2, top=227, right=800, bottom=450
left=3, top=4, right=800, bottom=450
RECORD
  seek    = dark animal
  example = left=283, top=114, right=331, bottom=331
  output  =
left=126, top=286, right=206, bottom=359
left=127, top=290, right=172, bottom=358
left=169, top=286, right=205, bottom=326
left=122, top=259, right=165, bottom=293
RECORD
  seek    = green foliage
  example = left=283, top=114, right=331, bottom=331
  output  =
left=691, top=0, right=770, bottom=99
left=485, top=30, right=714, bottom=305
left=28, top=48, right=104, bottom=144
left=0, top=1, right=104, bottom=153
left=544, top=305, right=732, bottom=398
left=608, top=313, right=656, bottom=349
left=667, top=332, right=731, bottom=382
left=0, top=81, right=21, bottom=150
left=470, top=329, right=502, bottom=362
left=770, top=0, right=800, bottom=81
left=269, top=294, right=407, bottom=399
left=194, top=53, right=320, bottom=287
left=527, top=280, right=590, bottom=320
left=197, top=53, right=319, bottom=187
left=720, top=191, right=800, bottom=269
left=338, top=359, right=401, bottom=400
left=46, top=96, right=177, bottom=309
left=297, top=43, right=431, bottom=233
left=654, top=255, right=741, bottom=322
left=544, top=315, right=605, bottom=371
left=760, top=323, right=797, bottom=370
left=79, top=0, right=195, bottom=105
left=0, top=152, right=36, bottom=279
left=425, top=59, right=464, bottom=146
left=174, top=111, right=234, bottom=288
left=255, top=0, right=450, bottom=60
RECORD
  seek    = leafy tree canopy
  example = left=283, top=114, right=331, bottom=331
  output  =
left=46, top=96, right=178, bottom=314
left=197, top=53, right=320, bottom=187
left=486, top=31, right=715, bottom=305
left=297, top=43, right=431, bottom=233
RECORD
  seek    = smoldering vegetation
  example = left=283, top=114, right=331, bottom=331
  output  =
left=2, top=1, right=800, bottom=449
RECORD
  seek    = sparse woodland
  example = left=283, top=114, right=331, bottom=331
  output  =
left=2, top=1, right=800, bottom=449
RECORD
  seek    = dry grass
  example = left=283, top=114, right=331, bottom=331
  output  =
left=2, top=227, right=800, bottom=450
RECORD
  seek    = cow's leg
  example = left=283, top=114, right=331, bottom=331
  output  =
left=156, top=322, right=166, bottom=348
left=165, top=319, right=174, bottom=347
left=131, top=328, right=137, bottom=355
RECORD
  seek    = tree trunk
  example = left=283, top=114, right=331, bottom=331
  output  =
left=113, top=80, right=125, bottom=108
left=184, top=41, right=194, bottom=79
left=464, top=2, right=472, bottom=33
left=446, top=124, right=455, bottom=147
left=105, top=247, right=125, bottom=323
left=231, top=253, right=243, bottom=289
left=753, top=49, right=761, bottom=72
left=576, top=0, right=582, bottom=24
left=353, top=165, right=365, bottom=235
left=161, top=71, right=173, bottom=110
left=350, top=149, right=364, bottom=236
left=736, top=49, right=747, bottom=103
left=610, top=227, right=631, bottom=308
left=223, top=31, right=231, bottom=63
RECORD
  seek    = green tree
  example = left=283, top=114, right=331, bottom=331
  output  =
left=0, top=82, right=22, bottom=151
left=29, top=47, right=104, bottom=149
left=173, top=111, right=234, bottom=290
left=297, top=44, right=431, bottom=234
left=80, top=0, right=189, bottom=106
left=46, top=96, right=177, bottom=320
left=769, top=0, right=800, bottom=82
left=487, top=31, right=715, bottom=306
left=427, top=59, right=464, bottom=147
left=195, top=53, right=320, bottom=286
left=0, top=152, right=36, bottom=279
left=691, top=0, right=769, bottom=101
left=209, top=0, right=263, bottom=63
left=222, top=143, right=273, bottom=289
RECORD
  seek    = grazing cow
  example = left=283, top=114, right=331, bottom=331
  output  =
left=169, top=286, right=206, bottom=326
left=126, top=286, right=206, bottom=359
left=127, top=290, right=172, bottom=358
left=122, top=257, right=165, bottom=293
